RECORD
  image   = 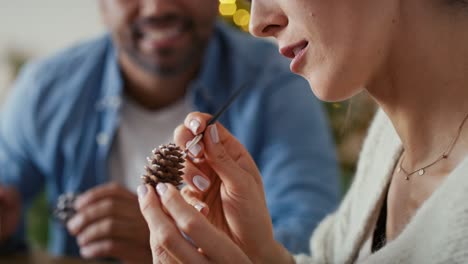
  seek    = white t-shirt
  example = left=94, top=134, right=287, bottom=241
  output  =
left=109, top=96, right=192, bottom=192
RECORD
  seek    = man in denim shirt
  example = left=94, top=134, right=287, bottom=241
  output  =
left=0, top=0, right=339, bottom=262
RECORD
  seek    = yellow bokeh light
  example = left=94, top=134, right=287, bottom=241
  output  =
left=332, top=103, right=342, bottom=109
left=233, top=9, right=250, bottom=26
left=219, top=3, right=237, bottom=16
left=219, top=0, right=236, bottom=4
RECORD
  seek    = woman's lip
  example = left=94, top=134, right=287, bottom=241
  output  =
left=279, top=40, right=309, bottom=59
left=290, top=42, right=309, bottom=73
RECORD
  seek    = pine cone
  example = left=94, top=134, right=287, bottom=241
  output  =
left=53, top=193, right=77, bottom=223
left=141, top=143, right=185, bottom=187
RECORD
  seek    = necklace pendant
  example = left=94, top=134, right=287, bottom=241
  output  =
left=418, top=169, right=425, bottom=176
left=405, top=176, right=409, bottom=181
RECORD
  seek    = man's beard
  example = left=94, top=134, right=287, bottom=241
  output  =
left=122, top=14, right=205, bottom=77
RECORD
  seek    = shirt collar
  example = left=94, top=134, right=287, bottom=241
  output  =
left=97, top=37, right=124, bottom=111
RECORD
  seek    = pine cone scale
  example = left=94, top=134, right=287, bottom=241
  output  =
left=141, top=143, right=185, bottom=187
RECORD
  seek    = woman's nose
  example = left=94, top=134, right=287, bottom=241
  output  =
left=249, top=0, right=288, bottom=38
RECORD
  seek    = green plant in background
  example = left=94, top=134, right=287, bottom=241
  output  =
left=26, top=192, right=49, bottom=249
left=324, top=94, right=377, bottom=192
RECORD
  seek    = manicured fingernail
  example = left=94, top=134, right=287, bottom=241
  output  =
left=193, top=175, right=210, bottom=191
left=67, top=216, right=82, bottom=232
left=186, top=141, right=201, bottom=156
left=210, top=125, right=219, bottom=144
left=156, top=183, right=167, bottom=196
left=189, top=119, right=200, bottom=134
left=74, top=196, right=83, bottom=209
left=137, top=185, right=147, bottom=200
left=194, top=204, right=204, bottom=212
left=77, top=235, right=85, bottom=246
left=80, top=247, right=91, bottom=257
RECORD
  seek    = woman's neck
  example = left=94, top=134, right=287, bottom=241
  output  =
left=367, top=6, right=468, bottom=170
left=373, top=82, right=468, bottom=170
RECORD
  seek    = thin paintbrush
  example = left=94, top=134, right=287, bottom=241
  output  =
left=184, top=82, right=249, bottom=155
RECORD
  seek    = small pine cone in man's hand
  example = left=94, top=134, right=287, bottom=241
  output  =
left=53, top=193, right=77, bottom=224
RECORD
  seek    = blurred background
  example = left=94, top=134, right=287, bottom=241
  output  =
left=0, top=0, right=376, bottom=251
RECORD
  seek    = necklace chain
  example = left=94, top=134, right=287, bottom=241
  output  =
left=398, top=113, right=468, bottom=181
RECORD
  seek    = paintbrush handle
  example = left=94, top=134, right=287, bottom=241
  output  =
left=207, top=82, right=249, bottom=125
left=184, top=82, right=249, bottom=153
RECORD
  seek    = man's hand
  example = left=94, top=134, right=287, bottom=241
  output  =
left=67, top=183, right=151, bottom=264
left=0, top=186, right=21, bottom=242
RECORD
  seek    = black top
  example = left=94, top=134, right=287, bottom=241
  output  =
left=371, top=192, right=388, bottom=253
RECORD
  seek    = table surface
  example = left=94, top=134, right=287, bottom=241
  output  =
left=0, top=250, right=111, bottom=264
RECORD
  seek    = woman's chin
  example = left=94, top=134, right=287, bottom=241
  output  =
left=307, top=77, right=363, bottom=103
left=313, top=91, right=350, bottom=103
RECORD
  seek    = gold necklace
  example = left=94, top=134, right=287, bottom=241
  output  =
left=398, top=113, right=468, bottom=181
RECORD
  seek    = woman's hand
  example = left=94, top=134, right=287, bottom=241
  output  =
left=138, top=183, right=252, bottom=263
left=138, top=112, right=293, bottom=263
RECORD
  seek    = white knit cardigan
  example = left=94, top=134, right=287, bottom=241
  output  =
left=295, top=110, right=468, bottom=264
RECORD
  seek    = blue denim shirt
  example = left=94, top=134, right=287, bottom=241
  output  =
left=0, top=22, right=339, bottom=256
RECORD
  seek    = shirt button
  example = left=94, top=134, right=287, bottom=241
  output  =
left=108, top=97, right=122, bottom=108
left=96, top=133, right=110, bottom=146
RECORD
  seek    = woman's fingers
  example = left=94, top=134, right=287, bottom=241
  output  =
left=203, top=124, right=263, bottom=189
left=78, top=239, right=153, bottom=263
left=156, top=183, right=251, bottom=264
left=137, top=185, right=207, bottom=264
left=180, top=186, right=210, bottom=216
left=183, top=113, right=256, bottom=173
left=174, top=124, right=205, bottom=159
left=180, top=155, right=212, bottom=193
left=183, top=112, right=209, bottom=135
left=176, top=112, right=262, bottom=187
